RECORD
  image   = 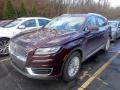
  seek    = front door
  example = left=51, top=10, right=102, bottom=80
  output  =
left=84, top=16, right=99, bottom=57
left=84, top=16, right=106, bottom=57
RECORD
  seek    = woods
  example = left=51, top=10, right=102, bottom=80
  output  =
left=0, top=0, right=120, bottom=19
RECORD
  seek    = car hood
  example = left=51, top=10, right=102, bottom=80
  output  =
left=12, top=28, right=82, bottom=48
left=0, top=27, right=13, bottom=30
left=0, top=27, right=14, bottom=33
left=0, top=27, right=14, bottom=37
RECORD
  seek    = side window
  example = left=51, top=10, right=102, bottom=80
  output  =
left=22, top=19, right=36, bottom=27
left=38, top=19, right=50, bottom=26
left=96, top=17, right=107, bottom=27
left=84, top=16, right=97, bottom=32
left=87, top=16, right=97, bottom=26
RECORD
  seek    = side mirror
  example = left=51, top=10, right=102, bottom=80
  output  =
left=87, top=25, right=99, bottom=31
left=18, top=25, right=26, bottom=29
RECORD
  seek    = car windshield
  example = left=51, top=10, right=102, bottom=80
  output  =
left=3, top=19, right=22, bottom=28
left=108, top=21, right=117, bottom=27
left=45, top=16, right=86, bottom=32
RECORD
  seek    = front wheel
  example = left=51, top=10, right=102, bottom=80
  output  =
left=0, top=38, right=9, bottom=56
left=62, top=52, right=81, bottom=82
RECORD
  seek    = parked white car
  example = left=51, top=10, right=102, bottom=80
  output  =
left=0, top=17, right=51, bottom=55
left=108, top=20, right=120, bottom=41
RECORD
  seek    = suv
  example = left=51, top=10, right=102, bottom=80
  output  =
left=9, top=13, right=110, bottom=82
left=0, top=17, right=51, bottom=55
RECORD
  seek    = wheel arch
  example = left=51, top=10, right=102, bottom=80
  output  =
left=0, top=37, right=10, bottom=40
left=60, top=47, right=83, bottom=76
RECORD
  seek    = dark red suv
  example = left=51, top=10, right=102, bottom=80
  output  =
left=9, top=13, right=110, bottom=81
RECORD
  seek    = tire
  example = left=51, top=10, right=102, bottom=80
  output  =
left=112, top=35, right=117, bottom=42
left=103, top=37, right=110, bottom=51
left=111, top=36, right=116, bottom=42
left=62, top=52, right=81, bottom=82
left=0, top=38, right=9, bottom=56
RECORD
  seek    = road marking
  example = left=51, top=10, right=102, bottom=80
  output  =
left=0, top=58, right=10, bottom=63
left=78, top=52, right=119, bottom=90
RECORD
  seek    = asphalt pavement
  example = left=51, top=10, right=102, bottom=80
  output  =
left=0, top=39, right=120, bottom=90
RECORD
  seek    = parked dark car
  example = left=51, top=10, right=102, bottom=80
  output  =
left=108, top=20, right=120, bottom=41
left=9, top=13, right=110, bottom=82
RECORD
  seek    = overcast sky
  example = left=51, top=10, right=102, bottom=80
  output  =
left=109, top=0, right=120, bottom=7
left=95, top=0, right=120, bottom=7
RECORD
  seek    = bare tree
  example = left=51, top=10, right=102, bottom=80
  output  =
left=0, top=0, right=120, bottom=19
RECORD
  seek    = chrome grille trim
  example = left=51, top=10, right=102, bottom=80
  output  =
left=9, top=42, right=28, bottom=61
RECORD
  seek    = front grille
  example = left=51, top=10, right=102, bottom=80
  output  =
left=9, top=42, right=28, bottom=59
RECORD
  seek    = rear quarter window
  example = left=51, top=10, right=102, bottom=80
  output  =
left=38, top=19, right=50, bottom=26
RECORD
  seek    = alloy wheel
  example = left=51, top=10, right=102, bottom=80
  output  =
left=68, top=56, right=80, bottom=77
left=0, top=40, right=9, bottom=55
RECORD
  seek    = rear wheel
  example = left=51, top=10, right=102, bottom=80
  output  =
left=0, top=38, right=9, bottom=56
left=111, top=33, right=117, bottom=42
left=62, top=52, right=81, bottom=82
left=103, top=37, right=110, bottom=51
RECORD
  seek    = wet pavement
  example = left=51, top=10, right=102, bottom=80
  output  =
left=87, top=55, right=120, bottom=90
left=0, top=39, right=120, bottom=90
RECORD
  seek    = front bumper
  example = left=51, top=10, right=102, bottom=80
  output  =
left=10, top=52, right=59, bottom=80
left=9, top=41, right=65, bottom=79
left=11, top=61, right=58, bottom=80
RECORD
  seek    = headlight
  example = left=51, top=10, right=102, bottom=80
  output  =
left=34, top=46, right=61, bottom=55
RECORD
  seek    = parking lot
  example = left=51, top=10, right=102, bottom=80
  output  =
left=0, top=39, right=119, bottom=90
left=0, top=0, right=120, bottom=89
